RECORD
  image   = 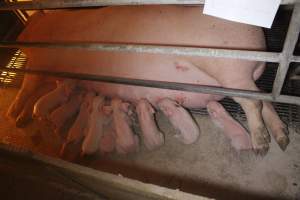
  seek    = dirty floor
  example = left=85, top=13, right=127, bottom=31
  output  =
left=0, top=88, right=299, bottom=200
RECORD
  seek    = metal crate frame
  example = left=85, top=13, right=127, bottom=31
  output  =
left=0, top=0, right=300, bottom=105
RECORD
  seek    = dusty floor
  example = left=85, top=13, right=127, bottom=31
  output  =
left=0, top=88, right=300, bottom=200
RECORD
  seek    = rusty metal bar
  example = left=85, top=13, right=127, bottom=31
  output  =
left=0, top=0, right=297, bottom=10
left=3, top=67, right=300, bottom=106
left=0, top=41, right=281, bottom=62
left=272, top=3, right=300, bottom=98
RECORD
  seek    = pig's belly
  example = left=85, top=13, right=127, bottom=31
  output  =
left=85, top=83, right=223, bottom=108
left=59, top=54, right=223, bottom=108
left=27, top=51, right=223, bottom=108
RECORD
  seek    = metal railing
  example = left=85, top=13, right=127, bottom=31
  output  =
left=0, top=0, right=297, bottom=10
left=0, top=0, right=300, bottom=105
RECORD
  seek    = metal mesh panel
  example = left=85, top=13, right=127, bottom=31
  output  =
left=0, top=49, right=25, bottom=87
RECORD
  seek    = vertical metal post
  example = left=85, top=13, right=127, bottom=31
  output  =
left=272, top=3, right=300, bottom=98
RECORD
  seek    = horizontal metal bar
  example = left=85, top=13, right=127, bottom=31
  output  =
left=291, top=55, right=300, bottom=62
left=2, top=67, right=300, bottom=105
left=272, top=3, right=300, bottom=98
left=0, top=0, right=297, bottom=10
left=275, top=95, right=300, bottom=105
left=0, top=143, right=209, bottom=200
left=0, top=41, right=281, bottom=62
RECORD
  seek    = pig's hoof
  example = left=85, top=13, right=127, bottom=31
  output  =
left=271, top=123, right=290, bottom=151
left=276, top=135, right=290, bottom=151
left=252, top=126, right=269, bottom=156
left=272, top=125, right=289, bottom=151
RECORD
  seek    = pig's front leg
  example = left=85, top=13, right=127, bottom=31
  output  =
left=15, top=82, right=56, bottom=128
left=7, top=74, right=42, bottom=119
left=220, top=78, right=271, bottom=155
left=262, top=102, right=289, bottom=151
left=136, top=99, right=164, bottom=151
left=49, top=90, right=84, bottom=134
left=33, top=79, right=76, bottom=120
left=157, top=98, right=200, bottom=145
left=207, top=101, right=252, bottom=150
left=112, top=98, right=139, bottom=154
left=235, top=97, right=270, bottom=155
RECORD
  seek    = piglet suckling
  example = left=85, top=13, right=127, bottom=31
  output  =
left=60, top=92, right=95, bottom=160
left=10, top=5, right=290, bottom=155
left=48, top=90, right=84, bottom=134
left=15, top=82, right=56, bottom=128
left=81, top=95, right=111, bottom=156
left=33, top=79, right=77, bottom=120
left=98, top=119, right=116, bottom=155
left=207, top=101, right=252, bottom=150
left=65, top=92, right=95, bottom=143
left=112, top=98, right=139, bottom=154
left=136, top=99, right=164, bottom=151
left=157, top=98, right=200, bottom=145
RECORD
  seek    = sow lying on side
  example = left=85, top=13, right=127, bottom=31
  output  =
left=7, top=5, right=289, bottom=156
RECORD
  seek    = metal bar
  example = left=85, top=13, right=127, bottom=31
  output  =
left=0, top=0, right=297, bottom=10
left=0, top=41, right=281, bottom=62
left=272, top=3, right=300, bottom=98
left=3, top=67, right=300, bottom=106
left=0, top=144, right=210, bottom=200
left=291, top=55, right=300, bottom=62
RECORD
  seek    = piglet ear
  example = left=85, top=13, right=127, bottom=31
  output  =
left=102, top=106, right=112, bottom=115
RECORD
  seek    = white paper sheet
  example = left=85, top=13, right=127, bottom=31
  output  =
left=203, top=0, right=281, bottom=28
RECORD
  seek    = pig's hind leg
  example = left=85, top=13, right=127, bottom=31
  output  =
left=207, top=101, right=252, bottom=150
left=157, top=98, right=200, bottom=145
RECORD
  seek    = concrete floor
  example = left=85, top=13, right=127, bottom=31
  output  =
left=0, top=88, right=300, bottom=200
